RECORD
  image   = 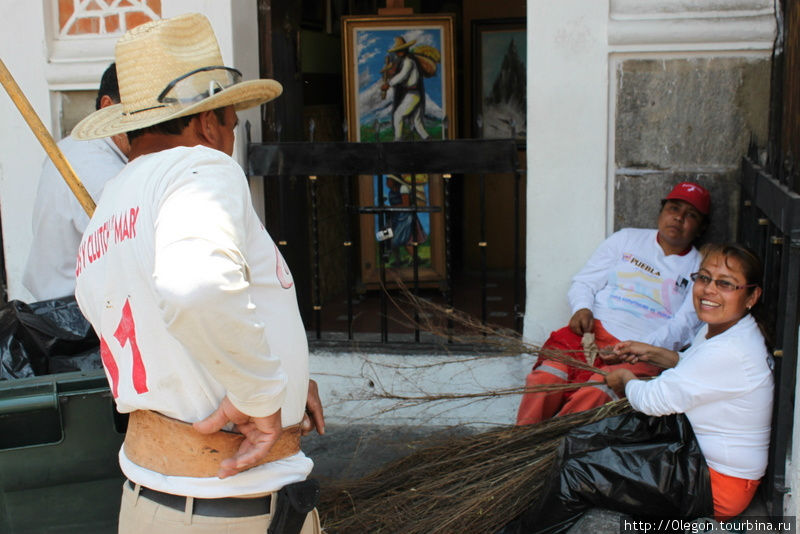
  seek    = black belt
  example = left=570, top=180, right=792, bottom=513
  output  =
left=128, top=480, right=271, bottom=518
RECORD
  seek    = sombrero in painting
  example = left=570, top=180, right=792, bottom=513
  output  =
left=72, top=12, right=282, bottom=140
left=387, top=36, right=416, bottom=53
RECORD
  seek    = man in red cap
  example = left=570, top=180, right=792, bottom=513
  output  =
left=517, top=181, right=711, bottom=425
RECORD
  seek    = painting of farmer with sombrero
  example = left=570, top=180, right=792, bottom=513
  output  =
left=342, top=16, right=455, bottom=142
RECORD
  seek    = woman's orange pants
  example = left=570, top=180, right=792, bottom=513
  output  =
left=710, top=467, right=760, bottom=521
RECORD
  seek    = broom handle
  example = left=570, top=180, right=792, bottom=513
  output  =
left=0, top=58, right=96, bottom=217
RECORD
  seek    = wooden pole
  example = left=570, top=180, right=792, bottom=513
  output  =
left=0, top=58, right=96, bottom=217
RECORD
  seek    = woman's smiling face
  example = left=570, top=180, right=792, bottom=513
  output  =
left=693, top=252, right=761, bottom=338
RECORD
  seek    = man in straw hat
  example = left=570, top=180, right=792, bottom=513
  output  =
left=517, top=181, right=711, bottom=425
left=381, top=36, right=429, bottom=141
left=71, top=13, right=323, bottom=533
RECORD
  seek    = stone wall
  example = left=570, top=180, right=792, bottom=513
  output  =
left=613, top=56, right=771, bottom=244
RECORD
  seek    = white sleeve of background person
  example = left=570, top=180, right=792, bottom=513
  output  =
left=626, top=315, right=773, bottom=479
left=641, top=261, right=703, bottom=350
left=23, top=136, right=125, bottom=300
left=153, top=156, right=287, bottom=418
left=567, top=230, right=623, bottom=314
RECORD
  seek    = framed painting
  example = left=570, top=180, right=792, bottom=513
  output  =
left=472, top=18, right=526, bottom=141
left=341, top=14, right=456, bottom=142
left=342, top=14, right=455, bottom=286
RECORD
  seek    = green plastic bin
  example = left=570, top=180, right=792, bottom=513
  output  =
left=0, top=370, right=125, bottom=533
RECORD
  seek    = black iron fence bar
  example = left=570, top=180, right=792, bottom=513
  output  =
left=249, top=140, right=519, bottom=176
left=342, top=174, right=354, bottom=340
left=411, top=178, right=421, bottom=343
left=741, top=156, right=800, bottom=520
left=377, top=174, right=389, bottom=343
left=443, top=173, right=454, bottom=342
left=514, top=167, right=523, bottom=332
left=480, top=173, right=488, bottom=326
left=309, top=175, right=322, bottom=339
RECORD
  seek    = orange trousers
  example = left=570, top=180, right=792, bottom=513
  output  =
left=709, top=467, right=760, bottom=521
left=516, top=321, right=661, bottom=425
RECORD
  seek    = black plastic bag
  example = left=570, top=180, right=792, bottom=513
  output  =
left=516, top=410, right=713, bottom=533
left=0, top=297, right=101, bottom=380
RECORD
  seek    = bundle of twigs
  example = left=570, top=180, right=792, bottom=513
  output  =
left=318, top=288, right=634, bottom=532
left=320, top=400, right=632, bottom=534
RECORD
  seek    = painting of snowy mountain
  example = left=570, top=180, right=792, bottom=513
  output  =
left=474, top=20, right=526, bottom=140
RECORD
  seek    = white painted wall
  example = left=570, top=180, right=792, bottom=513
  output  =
left=311, top=350, right=532, bottom=427
left=0, top=2, right=50, bottom=303
left=523, top=0, right=611, bottom=344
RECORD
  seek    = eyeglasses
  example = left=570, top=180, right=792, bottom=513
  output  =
left=690, top=272, right=757, bottom=292
left=157, top=66, right=242, bottom=104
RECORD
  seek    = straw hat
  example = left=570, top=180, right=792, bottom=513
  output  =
left=72, top=13, right=282, bottom=140
left=388, top=36, right=416, bottom=53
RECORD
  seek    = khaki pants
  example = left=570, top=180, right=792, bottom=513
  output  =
left=118, top=481, right=321, bottom=534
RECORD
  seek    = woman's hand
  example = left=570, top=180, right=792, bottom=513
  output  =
left=605, top=368, right=637, bottom=396
left=612, top=341, right=679, bottom=369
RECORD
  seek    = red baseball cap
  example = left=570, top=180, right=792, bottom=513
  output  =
left=664, top=182, right=710, bottom=215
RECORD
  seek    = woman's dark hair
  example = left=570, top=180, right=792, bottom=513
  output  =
left=699, top=242, right=771, bottom=346
left=126, top=107, right=227, bottom=142
left=699, top=242, right=763, bottom=287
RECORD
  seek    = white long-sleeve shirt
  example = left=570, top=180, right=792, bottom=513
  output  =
left=626, top=315, right=773, bottom=480
left=75, top=145, right=311, bottom=498
left=24, top=136, right=127, bottom=301
left=568, top=228, right=702, bottom=349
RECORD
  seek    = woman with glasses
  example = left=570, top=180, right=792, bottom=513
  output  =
left=606, top=243, right=774, bottom=520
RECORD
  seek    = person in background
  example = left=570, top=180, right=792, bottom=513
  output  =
left=23, top=63, right=130, bottom=301
left=607, top=243, right=773, bottom=520
left=516, top=182, right=710, bottom=425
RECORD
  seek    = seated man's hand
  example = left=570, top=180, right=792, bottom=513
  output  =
left=568, top=308, right=594, bottom=335
left=194, top=396, right=283, bottom=479
left=302, top=379, right=325, bottom=436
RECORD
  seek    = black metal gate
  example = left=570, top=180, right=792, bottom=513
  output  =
left=247, top=139, right=526, bottom=350
left=739, top=154, right=800, bottom=519
left=738, top=0, right=800, bottom=518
